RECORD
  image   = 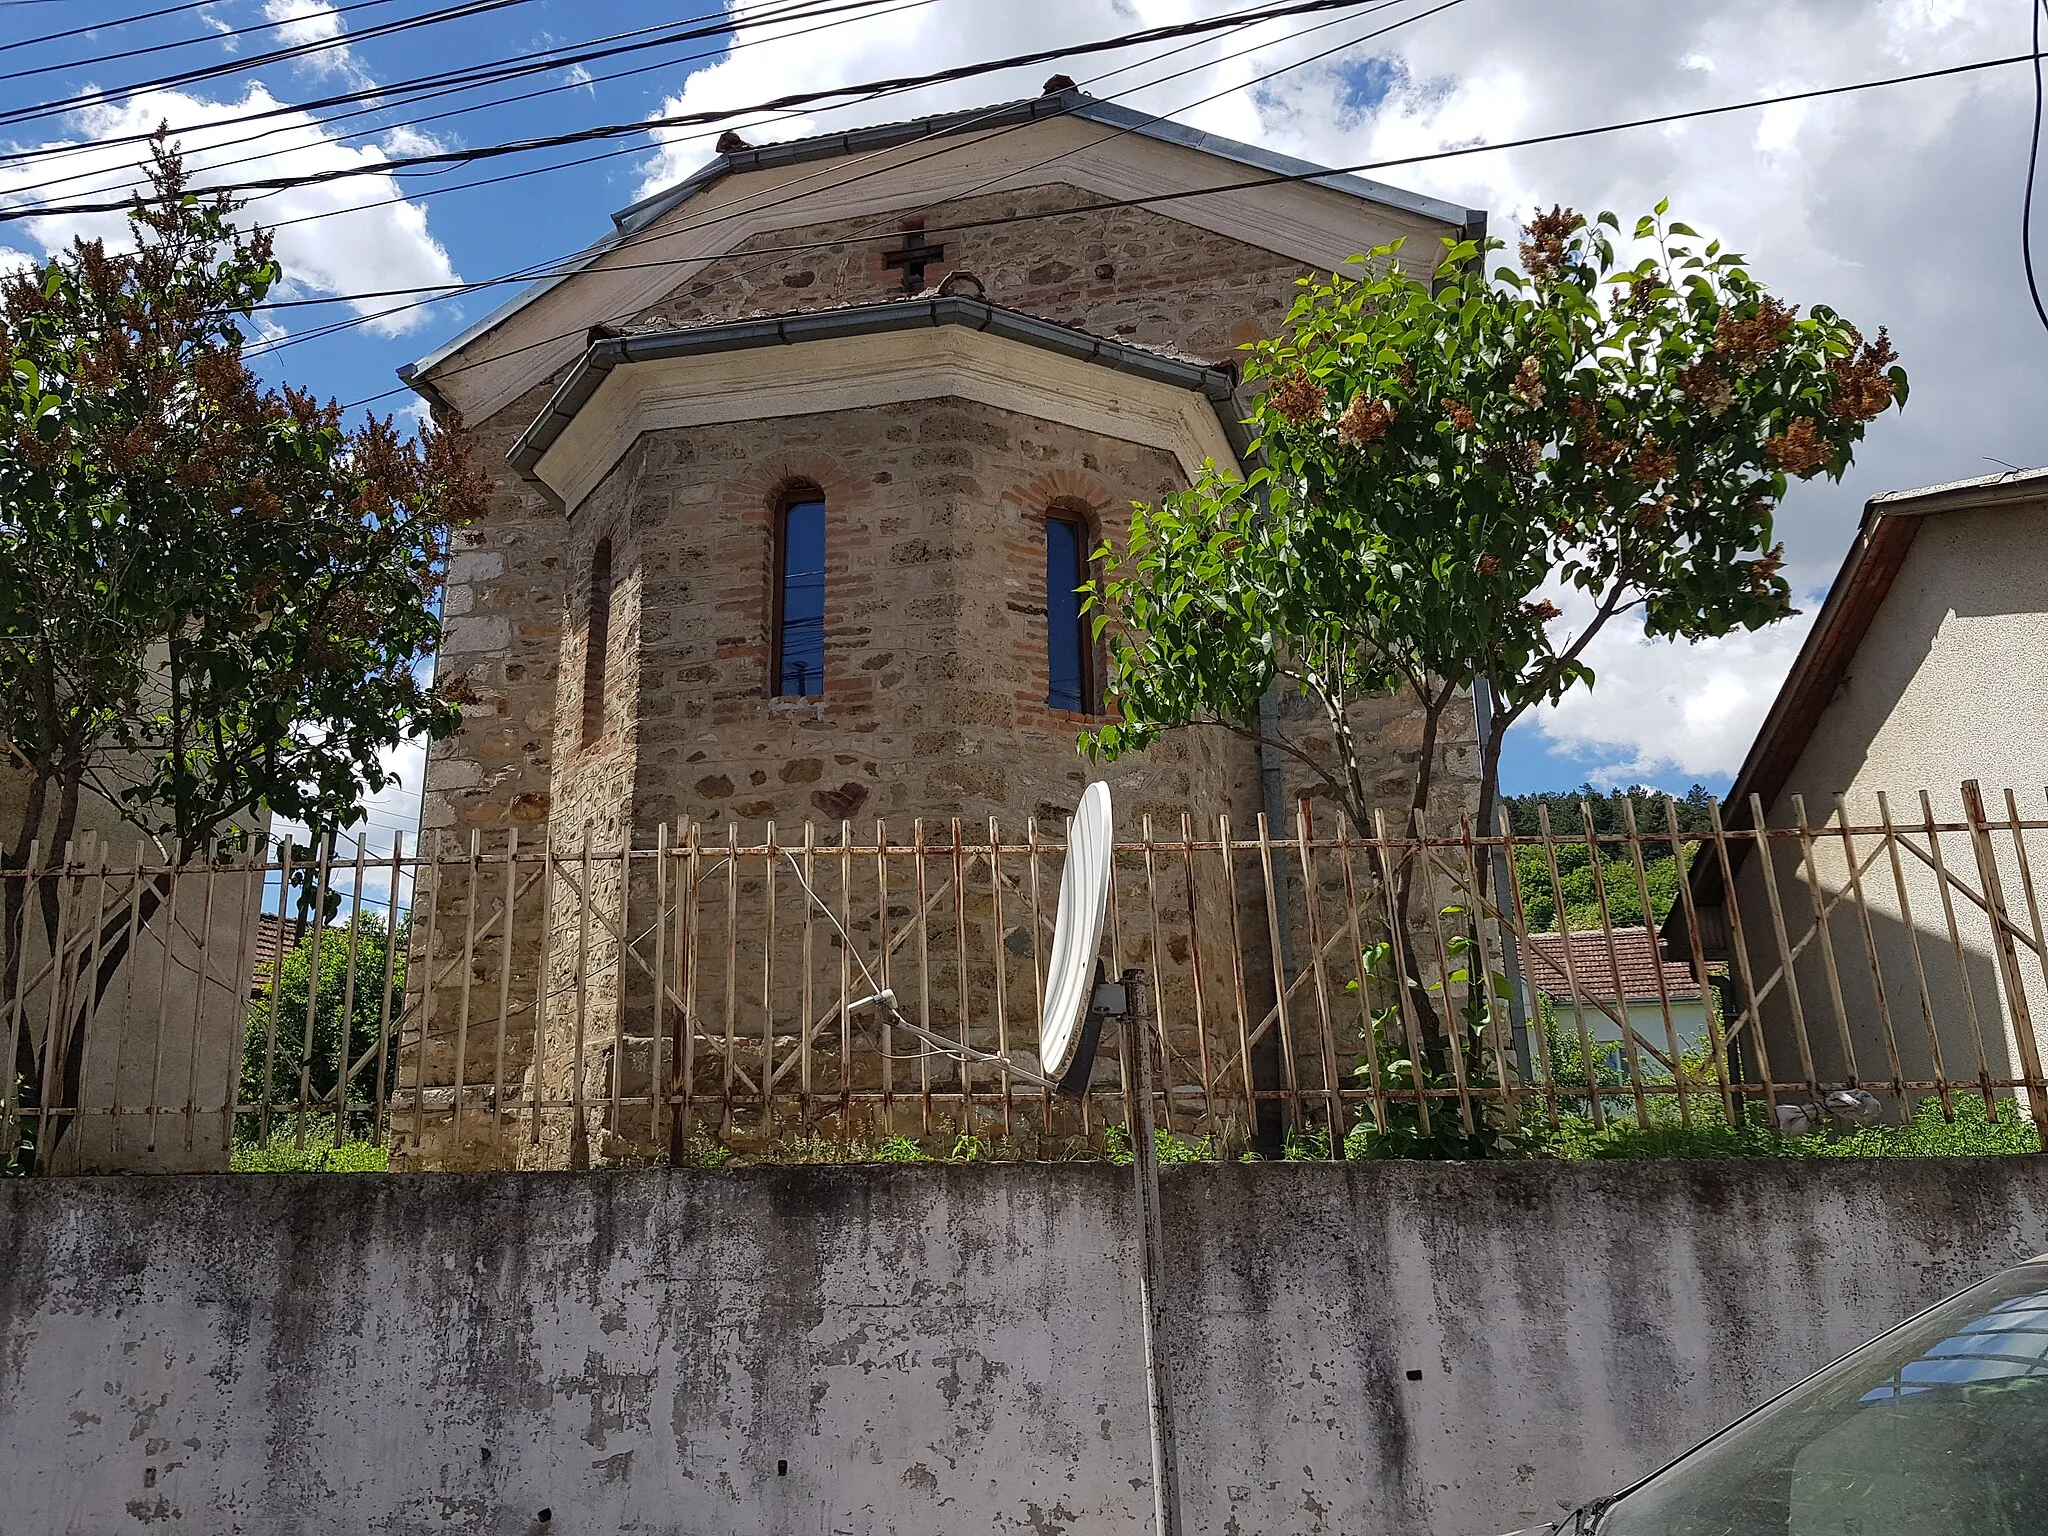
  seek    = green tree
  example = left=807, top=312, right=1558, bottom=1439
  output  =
left=241, top=914, right=409, bottom=1140
left=0, top=143, right=484, bottom=1167
left=1088, top=206, right=1905, bottom=853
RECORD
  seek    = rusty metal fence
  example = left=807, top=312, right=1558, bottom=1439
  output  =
left=5, top=781, right=2047, bottom=1172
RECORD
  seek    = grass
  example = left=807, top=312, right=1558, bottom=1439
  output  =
left=230, top=1116, right=389, bottom=1172
left=1524, top=1094, right=2039, bottom=1160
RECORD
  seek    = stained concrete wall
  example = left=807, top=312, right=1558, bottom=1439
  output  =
left=4, top=1161, right=2046, bottom=1536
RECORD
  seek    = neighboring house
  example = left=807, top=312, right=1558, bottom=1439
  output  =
left=394, top=84, right=1490, bottom=1167
left=1667, top=467, right=2048, bottom=1111
left=1521, top=926, right=1711, bottom=1066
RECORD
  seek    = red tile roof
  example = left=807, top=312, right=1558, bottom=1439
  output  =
left=1523, top=926, right=1704, bottom=1003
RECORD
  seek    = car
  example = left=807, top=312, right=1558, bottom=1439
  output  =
left=1505, top=1253, right=2048, bottom=1535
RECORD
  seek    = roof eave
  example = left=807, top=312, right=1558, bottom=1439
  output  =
left=504, top=295, right=1251, bottom=484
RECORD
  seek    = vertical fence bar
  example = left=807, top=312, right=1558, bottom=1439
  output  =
left=914, top=818, right=932, bottom=1137
left=1459, top=815, right=1521, bottom=1127
left=451, top=830, right=481, bottom=1146
left=1179, top=813, right=1216, bottom=1126
left=672, top=819, right=701, bottom=1160
left=1707, top=797, right=1778, bottom=1109
left=721, top=822, right=739, bottom=1141
left=1872, top=793, right=1945, bottom=1114
left=330, top=835, right=370, bottom=1149
left=217, top=840, right=260, bottom=1154
left=411, top=830, right=441, bottom=1150
left=1025, top=816, right=1050, bottom=1132
left=1293, top=803, right=1345, bottom=1152
left=1619, top=800, right=1687, bottom=1128
left=1535, top=806, right=1603, bottom=1130
left=989, top=817, right=1012, bottom=1139
left=875, top=819, right=896, bottom=1127
left=1578, top=803, right=1648, bottom=1128
left=64, top=839, right=111, bottom=1167
left=838, top=821, right=854, bottom=1128
left=1337, top=817, right=1389, bottom=1134
left=1499, top=809, right=1561, bottom=1128
left=1218, top=814, right=1256, bottom=1133
left=1748, top=795, right=1820, bottom=1103
left=1920, top=790, right=1996, bottom=1112
left=1962, top=780, right=2048, bottom=1134
left=761, top=823, right=778, bottom=1141
left=495, top=827, right=520, bottom=1146
left=140, top=844, right=174, bottom=1154
left=1416, top=817, right=1476, bottom=1136
left=1791, top=794, right=1860, bottom=1091
left=528, top=827, right=557, bottom=1148
left=950, top=818, right=972, bottom=1134
left=1140, top=815, right=1177, bottom=1136
left=569, top=826, right=594, bottom=1163
left=372, top=833, right=403, bottom=1143
left=651, top=823, right=670, bottom=1150
left=798, top=821, right=816, bottom=1128
left=2006, top=788, right=2048, bottom=1123
left=1253, top=812, right=1302, bottom=1137
left=1662, top=801, right=1733, bottom=1125
left=1371, top=809, right=1433, bottom=1137
left=2, top=842, right=40, bottom=1169
left=1833, top=796, right=1906, bottom=1108
left=292, top=835, right=336, bottom=1146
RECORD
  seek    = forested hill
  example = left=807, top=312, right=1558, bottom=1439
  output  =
left=1500, top=785, right=1719, bottom=931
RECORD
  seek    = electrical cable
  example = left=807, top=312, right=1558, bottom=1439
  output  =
left=0, top=0, right=229, bottom=56
left=2025, top=0, right=2048, bottom=337
left=0, top=0, right=926, bottom=170
left=3, top=0, right=404, bottom=82
left=295, top=39, right=2042, bottom=407
left=0, top=0, right=549, bottom=132
left=243, top=0, right=1447, bottom=358
left=0, top=0, right=930, bottom=204
left=0, top=0, right=1430, bottom=219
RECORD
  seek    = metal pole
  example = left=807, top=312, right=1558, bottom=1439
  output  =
left=1120, top=967, right=1183, bottom=1536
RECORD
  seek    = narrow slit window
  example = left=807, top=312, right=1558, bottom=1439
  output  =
left=774, top=494, right=826, bottom=697
left=1045, top=512, right=1092, bottom=713
left=581, top=539, right=613, bottom=745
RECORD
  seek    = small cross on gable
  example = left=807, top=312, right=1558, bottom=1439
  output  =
left=882, top=223, right=947, bottom=294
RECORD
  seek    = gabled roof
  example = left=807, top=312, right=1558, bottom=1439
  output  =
left=402, top=88, right=1484, bottom=391
left=1524, top=927, right=1705, bottom=1004
left=1718, top=465, right=2048, bottom=832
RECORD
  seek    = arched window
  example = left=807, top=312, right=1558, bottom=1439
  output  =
left=1044, top=508, right=1093, bottom=713
left=581, top=538, right=613, bottom=745
left=772, top=490, right=826, bottom=697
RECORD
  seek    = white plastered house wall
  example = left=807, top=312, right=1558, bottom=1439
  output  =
left=1, top=738, right=267, bottom=1173
left=1695, top=468, right=2048, bottom=1115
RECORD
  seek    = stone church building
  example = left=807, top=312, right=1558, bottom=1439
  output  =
left=395, top=84, right=1485, bottom=1166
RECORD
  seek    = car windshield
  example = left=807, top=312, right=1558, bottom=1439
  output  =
left=1595, top=1261, right=2048, bottom=1536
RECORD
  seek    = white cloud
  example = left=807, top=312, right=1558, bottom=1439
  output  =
left=261, top=0, right=373, bottom=87
left=564, top=63, right=596, bottom=96
left=1524, top=588, right=1818, bottom=784
left=0, top=86, right=459, bottom=337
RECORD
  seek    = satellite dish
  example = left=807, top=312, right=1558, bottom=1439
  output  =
left=1040, top=781, right=1113, bottom=1091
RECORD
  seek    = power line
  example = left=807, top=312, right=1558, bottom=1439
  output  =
left=271, top=40, right=2041, bottom=405
left=244, top=0, right=1449, bottom=355
left=0, top=0, right=922, bottom=206
left=0, top=0, right=228, bottom=56
left=4, top=0, right=404, bottom=81
left=0, top=0, right=898, bottom=171
left=0, top=0, right=545, bottom=132
left=0, top=0, right=1418, bottom=221
left=2027, top=0, right=2048, bottom=338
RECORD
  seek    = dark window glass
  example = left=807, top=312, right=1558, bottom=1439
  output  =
left=1045, top=514, right=1091, bottom=713
left=775, top=496, right=826, bottom=697
left=581, top=539, right=612, bottom=744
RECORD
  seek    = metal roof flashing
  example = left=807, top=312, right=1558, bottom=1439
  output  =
left=504, top=295, right=1252, bottom=491
left=400, top=91, right=1483, bottom=396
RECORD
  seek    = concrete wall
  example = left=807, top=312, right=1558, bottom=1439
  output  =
left=1735, top=500, right=2048, bottom=1102
left=6, top=1160, right=2047, bottom=1536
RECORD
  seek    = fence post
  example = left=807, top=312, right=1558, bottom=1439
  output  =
left=1960, top=780, right=2048, bottom=1139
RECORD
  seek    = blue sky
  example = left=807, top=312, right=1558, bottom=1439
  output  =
left=3, top=0, right=2044, bottom=826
